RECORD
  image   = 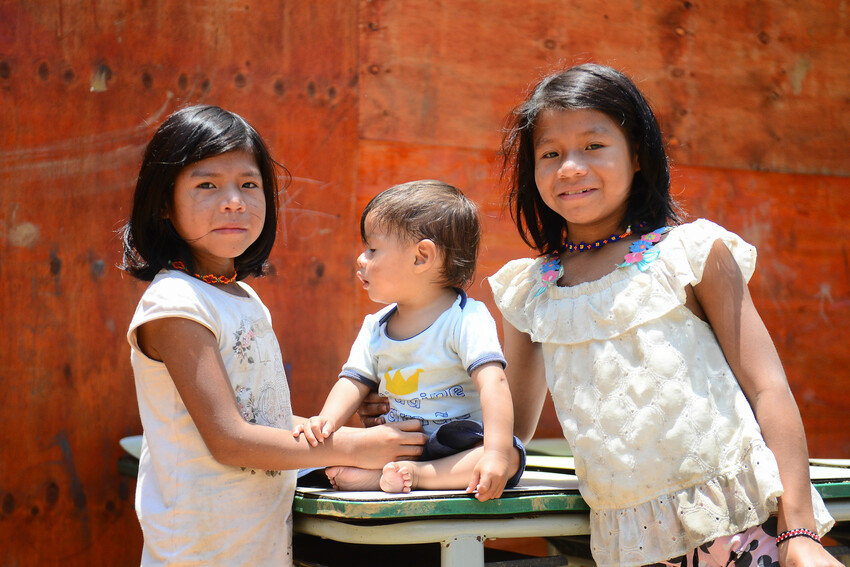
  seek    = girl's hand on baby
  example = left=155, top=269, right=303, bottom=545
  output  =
left=779, top=535, right=843, bottom=567
left=347, top=420, right=427, bottom=468
left=292, top=416, right=334, bottom=447
left=357, top=392, right=389, bottom=427
left=466, top=450, right=512, bottom=502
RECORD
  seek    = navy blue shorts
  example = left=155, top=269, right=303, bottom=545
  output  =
left=420, top=419, right=526, bottom=488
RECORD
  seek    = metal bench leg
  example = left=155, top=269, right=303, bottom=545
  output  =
left=441, top=534, right=485, bottom=567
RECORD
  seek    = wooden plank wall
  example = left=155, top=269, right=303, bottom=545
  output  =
left=1, top=1, right=847, bottom=564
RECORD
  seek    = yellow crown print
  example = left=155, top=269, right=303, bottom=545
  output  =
left=384, top=367, right=423, bottom=396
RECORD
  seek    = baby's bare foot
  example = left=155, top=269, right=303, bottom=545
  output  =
left=325, top=466, right=382, bottom=491
left=380, top=461, right=413, bottom=493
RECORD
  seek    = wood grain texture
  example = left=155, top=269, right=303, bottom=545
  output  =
left=359, top=0, right=850, bottom=175
left=0, top=1, right=360, bottom=564
left=673, top=165, right=850, bottom=455
left=1, top=0, right=847, bottom=564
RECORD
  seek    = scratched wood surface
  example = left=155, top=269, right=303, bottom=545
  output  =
left=359, top=0, right=849, bottom=175
left=0, top=2, right=362, bottom=565
left=1, top=0, right=848, bottom=565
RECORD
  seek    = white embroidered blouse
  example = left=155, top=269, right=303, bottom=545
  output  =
left=489, top=219, right=833, bottom=567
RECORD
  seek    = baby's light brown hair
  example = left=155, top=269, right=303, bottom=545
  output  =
left=360, top=180, right=481, bottom=289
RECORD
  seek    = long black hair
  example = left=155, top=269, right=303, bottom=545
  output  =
left=501, top=63, right=680, bottom=255
left=121, top=105, right=286, bottom=281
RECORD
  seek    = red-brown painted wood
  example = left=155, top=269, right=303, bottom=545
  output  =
left=1, top=1, right=847, bottom=564
left=0, top=2, right=362, bottom=565
left=359, top=0, right=849, bottom=176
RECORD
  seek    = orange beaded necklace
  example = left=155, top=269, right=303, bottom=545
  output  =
left=169, top=260, right=237, bottom=285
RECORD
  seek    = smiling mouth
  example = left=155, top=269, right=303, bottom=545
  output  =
left=559, top=187, right=595, bottom=198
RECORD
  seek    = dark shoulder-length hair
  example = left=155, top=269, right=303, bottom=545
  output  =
left=121, top=105, right=286, bottom=281
left=501, top=63, right=680, bottom=255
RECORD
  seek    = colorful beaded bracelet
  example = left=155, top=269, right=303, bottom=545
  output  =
left=775, top=528, right=821, bottom=546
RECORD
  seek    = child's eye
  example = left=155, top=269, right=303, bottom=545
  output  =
left=242, top=181, right=260, bottom=189
left=197, top=182, right=216, bottom=189
left=586, top=143, right=604, bottom=150
left=539, top=151, right=558, bottom=160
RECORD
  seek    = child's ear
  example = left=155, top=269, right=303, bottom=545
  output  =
left=413, top=239, right=438, bottom=271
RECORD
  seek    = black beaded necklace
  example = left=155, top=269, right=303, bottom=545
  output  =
left=565, top=226, right=633, bottom=253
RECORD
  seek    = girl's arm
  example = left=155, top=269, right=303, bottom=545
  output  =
left=294, top=378, right=372, bottom=446
left=502, top=319, right=548, bottom=443
left=468, top=362, right=518, bottom=501
left=693, top=240, right=839, bottom=566
left=137, top=316, right=426, bottom=471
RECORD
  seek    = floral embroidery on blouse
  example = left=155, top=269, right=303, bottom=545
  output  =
left=534, top=255, right=564, bottom=297
left=235, top=383, right=282, bottom=477
left=235, top=384, right=256, bottom=422
left=617, top=226, right=671, bottom=271
left=535, top=227, right=672, bottom=297
left=232, top=321, right=256, bottom=364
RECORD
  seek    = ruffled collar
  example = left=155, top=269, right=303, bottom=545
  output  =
left=534, top=227, right=672, bottom=297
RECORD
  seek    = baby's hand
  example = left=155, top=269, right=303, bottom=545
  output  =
left=292, top=416, right=335, bottom=447
left=466, top=449, right=512, bottom=502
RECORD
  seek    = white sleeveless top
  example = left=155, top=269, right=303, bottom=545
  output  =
left=489, top=220, right=833, bottom=567
left=128, top=270, right=296, bottom=566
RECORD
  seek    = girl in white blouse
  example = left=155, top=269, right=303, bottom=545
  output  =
left=489, top=64, right=837, bottom=567
left=121, top=105, right=427, bottom=566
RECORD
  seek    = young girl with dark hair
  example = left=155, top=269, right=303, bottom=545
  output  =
left=121, top=105, right=426, bottom=566
left=490, top=64, right=837, bottom=567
